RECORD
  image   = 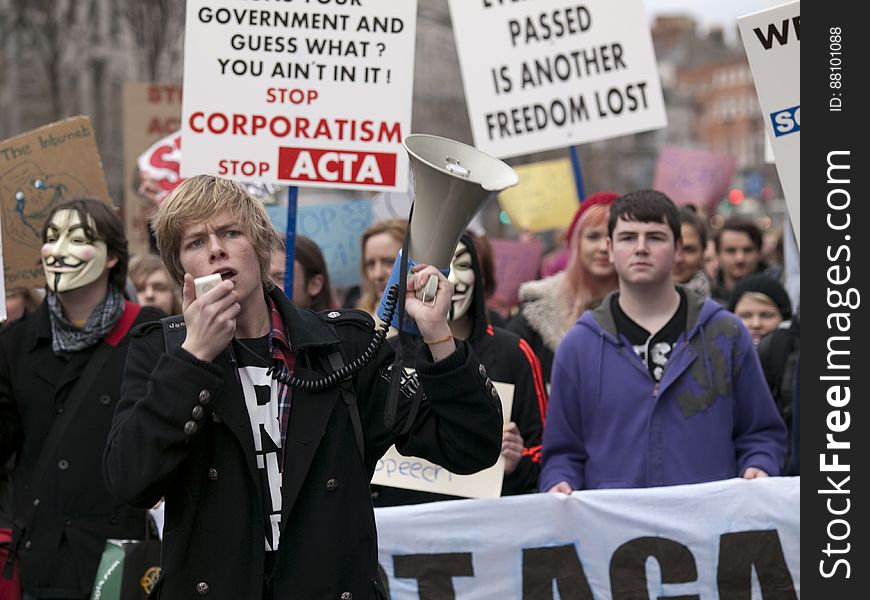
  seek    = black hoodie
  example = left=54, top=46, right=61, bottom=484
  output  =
left=373, top=232, right=548, bottom=506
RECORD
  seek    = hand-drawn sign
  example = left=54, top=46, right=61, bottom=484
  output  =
left=1, top=161, right=88, bottom=247
left=0, top=116, right=111, bottom=289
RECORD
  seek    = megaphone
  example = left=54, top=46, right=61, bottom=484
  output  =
left=377, top=134, right=519, bottom=332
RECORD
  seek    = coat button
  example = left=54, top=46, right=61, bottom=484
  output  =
left=212, top=413, right=222, bottom=423
left=326, top=478, right=338, bottom=491
left=191, top=405, right=205, bottom=421
left=99, top=394, right=111, bottom=405
left=56, top=406, right=64, bottom=414
left=23, top=540, right=31, bottom=549
left=184, top=421, right=199, bottom=436
left=196, top=581, right=210, bottom=595
left=478, top=364, right=487, bottom=377
left=207, top=468, right=219, bottom=481
left=340, top=593, right=353, bottom=599
left=58, top=459, right=69, bottom=470
left=198, top=390, right=211, bottom=405
left=64, top=518, right=73, bottom=526
left=490, top=385, right=499, bottom=399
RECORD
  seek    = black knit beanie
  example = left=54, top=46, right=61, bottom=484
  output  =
left=727, top=273, right=792, bottom=320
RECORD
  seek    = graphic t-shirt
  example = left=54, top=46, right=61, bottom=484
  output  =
left=234, top=335, right=285, bottom=551
left=612, top=288, right=687, bottom=382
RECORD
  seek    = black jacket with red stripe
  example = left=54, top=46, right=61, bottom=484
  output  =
left=375, top=232, right=547, bottom=505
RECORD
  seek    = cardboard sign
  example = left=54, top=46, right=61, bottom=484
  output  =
left=122, top=82, right=184, bottom=257
left=447, top=0, right=667, bottom=158
left=653, top=145, right=737, bottom=212
left=738, top=2, right=800, bottom=248
left=490, top=238, right=543, bottom=311
left=497, top=158, right=578, bottom=232
left=180, top=1, right=417, bottom=192
left=1, top=116, right=110, bottom=290
left=372, top=382, right=514, bottom=499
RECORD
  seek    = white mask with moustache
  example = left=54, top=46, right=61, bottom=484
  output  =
left=447, top=241, right=475, bottom=321
left=41, top=209, right=110, bottom=292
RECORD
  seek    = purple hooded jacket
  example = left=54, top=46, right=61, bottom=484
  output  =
left=539, top=288, right=787, bottom=491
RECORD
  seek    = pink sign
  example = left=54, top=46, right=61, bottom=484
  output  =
left=489, top=238, right=543, bottom=316
left=653, top=145, right=736, bottom=211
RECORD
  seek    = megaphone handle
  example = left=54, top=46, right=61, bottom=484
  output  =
left=415, top=274, right=439, bottom=305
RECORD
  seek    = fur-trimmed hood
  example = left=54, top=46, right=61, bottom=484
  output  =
left=516, top=272, right=573, bottom=353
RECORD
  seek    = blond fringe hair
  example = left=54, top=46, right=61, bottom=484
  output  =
left=152, top=175, right=280, bottom=290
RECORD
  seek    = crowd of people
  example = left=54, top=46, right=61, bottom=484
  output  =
left=0, top=176, right=798, bottom=599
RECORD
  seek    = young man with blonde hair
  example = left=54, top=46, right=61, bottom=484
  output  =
left=104, top=175, right=501, bottom=599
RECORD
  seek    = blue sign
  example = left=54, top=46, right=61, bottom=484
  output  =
left=267, top=200, right=373, bottom=288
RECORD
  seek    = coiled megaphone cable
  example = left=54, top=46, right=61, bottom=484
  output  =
left=266, top=283, right=399, bottom=392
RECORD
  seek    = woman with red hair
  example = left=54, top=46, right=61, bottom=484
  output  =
left=507, top=192, right=619, bottom=383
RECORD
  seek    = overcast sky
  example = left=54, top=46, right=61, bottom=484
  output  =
left=644, top=0, right=772, bottom=39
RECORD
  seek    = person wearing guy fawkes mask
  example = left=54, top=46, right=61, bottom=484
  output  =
left=373, top=230, right=548, bottom=506
left=0, top=198, right=163, bottom=600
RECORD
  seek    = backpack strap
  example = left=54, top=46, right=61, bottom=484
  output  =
left=161, top=314, right=187, bottom=353
left=328, top=351, right=365, bottom=464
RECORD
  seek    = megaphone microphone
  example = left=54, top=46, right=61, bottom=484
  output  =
left=377, top=134, right=519, bottom=333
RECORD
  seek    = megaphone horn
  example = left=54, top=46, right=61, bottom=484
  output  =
left=404, top=134, right=519, bottom=270
left=377, top=134, right=519, bottom=332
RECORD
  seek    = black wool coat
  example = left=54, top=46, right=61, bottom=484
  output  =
left=104, top=287, right=502, bottom=600
left=0, top=301, right=164, bottom=598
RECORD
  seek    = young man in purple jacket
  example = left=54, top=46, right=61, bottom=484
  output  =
left=540, top=190, right=787, bottom=493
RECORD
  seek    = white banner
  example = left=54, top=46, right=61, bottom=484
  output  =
left=375, top=477, right=800, bottom=599
left=447, top=0, right=667, bottom=159
left=738, top=2, right=800, bottom=249
left=180, top=1, right=417, bottom=192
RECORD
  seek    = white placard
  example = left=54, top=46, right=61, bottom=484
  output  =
left=738, top=2, right=800, bottom=249
left=180, top=1, right=417, bottom=192
left=447, top=0, right=667, bottom=158
left=372, top=381, right=514, bottom=499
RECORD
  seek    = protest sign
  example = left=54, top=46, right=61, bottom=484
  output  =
left=653, top=145, right=737, bottom=212
left=180, top=1, right=417, bottom=192
left=136, top=129, right=184, bottom=204
left=489, top=238, right=543, bottom=312
left=375, top=477, right=800, bottom=598
left=738, top=1, right=800, bottom=248
left=266, top=199, right=373, bottom=288
left=447, top=0, right=667, bottom=158
left=122, top=82, right=184, bottom=257
left=372, top=382, right=513, bottom=499
left=497, top=158, right=578, bottom=232
left=1, top=116, right=110, bottom=290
